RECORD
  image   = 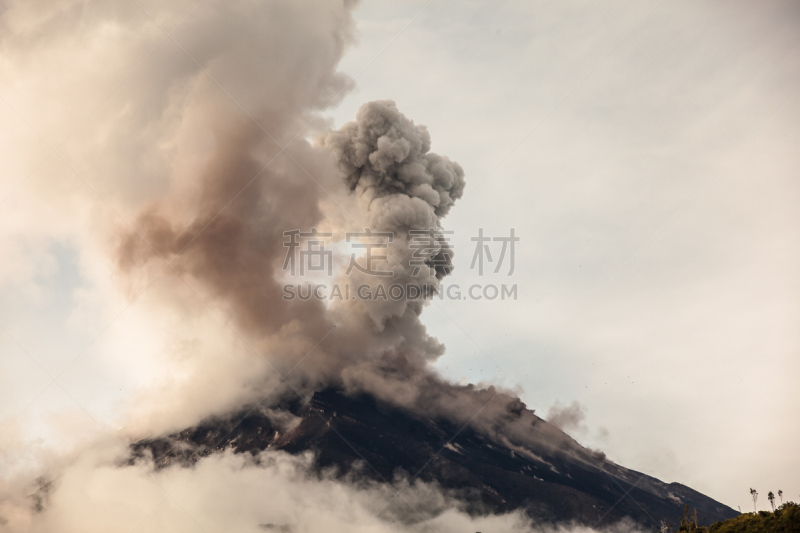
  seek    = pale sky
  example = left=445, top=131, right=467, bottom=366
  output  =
left=0, top=0, right=797, bottom=526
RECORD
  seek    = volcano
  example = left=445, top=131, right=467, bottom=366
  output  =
left=131, top=388, right=738, bottom=530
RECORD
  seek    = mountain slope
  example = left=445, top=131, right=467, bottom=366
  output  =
left=132, top=388, right=738, bottom=529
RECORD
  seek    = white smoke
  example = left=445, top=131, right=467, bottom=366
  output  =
left=0, top=445, right=645, bottom=533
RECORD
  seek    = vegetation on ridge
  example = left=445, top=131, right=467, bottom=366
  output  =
left=663, top=501, right=799, bottom=533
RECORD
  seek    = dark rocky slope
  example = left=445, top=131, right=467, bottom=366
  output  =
left=132, top=388, right=738, bottom=530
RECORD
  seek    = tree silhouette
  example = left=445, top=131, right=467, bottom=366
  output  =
left=768, top=491, right=775, bottom=512
left=750, top=488, right=758, bottom=513
left=779, top=490, right=783, bottom=505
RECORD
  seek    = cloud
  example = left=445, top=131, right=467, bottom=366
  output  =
left=1, top=447, right=646, bottom=533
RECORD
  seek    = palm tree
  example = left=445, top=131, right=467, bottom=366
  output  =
left=750, top=488, right=758, bottom=513
left=778, top=490, right=783, bottom=505
left=768, top=491, right=775, bottom=512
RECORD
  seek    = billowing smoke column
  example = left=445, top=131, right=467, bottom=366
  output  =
left=115, top=100, right=465, bottom=389
left=115, top=97, right=465, bottom=388
left=323, top=100, right=465, bottom=333
left=325, top=99, right=465, bottom=279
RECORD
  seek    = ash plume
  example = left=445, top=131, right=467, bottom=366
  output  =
left=116, top=100, right=468, bottom=397
left=322, top=100, right=465, bottom=334
left=324, top=98, right=465, bottom=235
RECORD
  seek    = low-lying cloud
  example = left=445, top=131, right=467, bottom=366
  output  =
left=1, top=445, right=646, bottom=533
